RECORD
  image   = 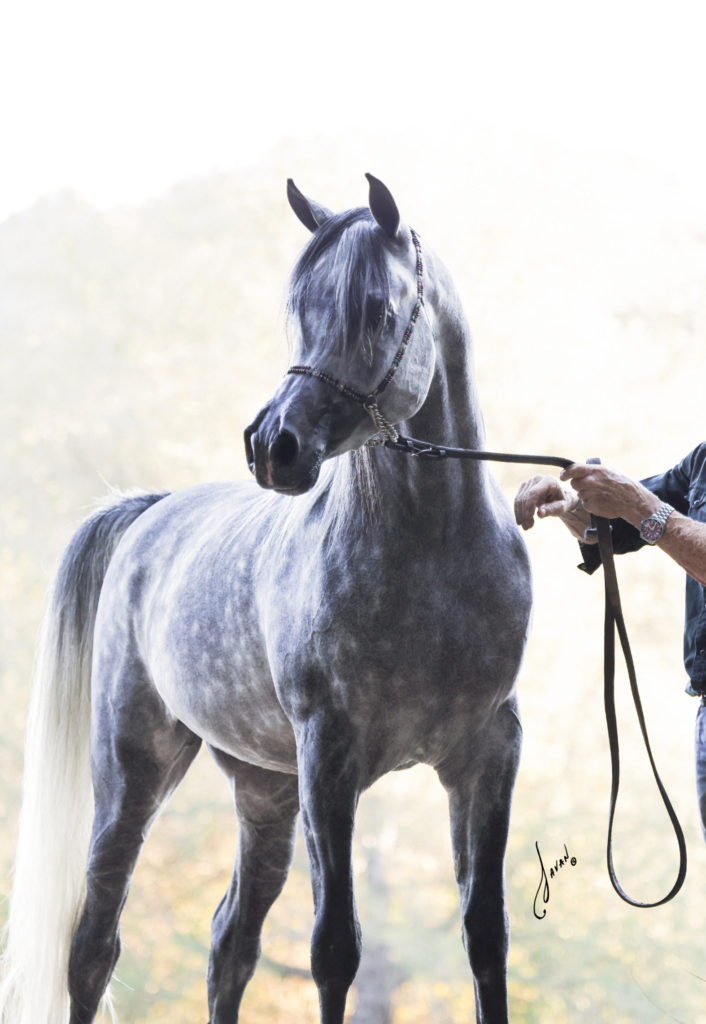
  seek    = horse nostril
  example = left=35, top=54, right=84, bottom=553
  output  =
left=269, top=430, right=299, bottom=468
left=244, top=426, right=256, bottom=474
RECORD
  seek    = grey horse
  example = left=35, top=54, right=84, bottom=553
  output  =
left=0, top=175, right=532, bottom=1024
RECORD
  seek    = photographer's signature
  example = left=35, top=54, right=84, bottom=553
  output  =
left=533, top=841, right=577, bottom=919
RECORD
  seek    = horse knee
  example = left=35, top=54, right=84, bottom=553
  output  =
left=311, top=909, right=362, bottom=991
left=462, top=899, right=508, bottom=982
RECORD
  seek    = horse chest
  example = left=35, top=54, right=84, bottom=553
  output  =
left=268, top=531, right=529, bottom=727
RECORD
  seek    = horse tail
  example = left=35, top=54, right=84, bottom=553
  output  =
left=0, top=490, right=167, bottom=1024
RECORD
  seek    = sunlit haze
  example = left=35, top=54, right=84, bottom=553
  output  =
left=3, top=0, right=706, bottom=220
left=3, top=2, right=706, bottom=1019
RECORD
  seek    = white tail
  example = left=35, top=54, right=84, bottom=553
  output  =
left=0, top=492, right=165, bottom=1024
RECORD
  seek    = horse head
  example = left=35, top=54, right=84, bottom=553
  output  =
left=245, top=175, right=436, bottom=494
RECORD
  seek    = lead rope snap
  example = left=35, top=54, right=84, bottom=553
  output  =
left=364, top=399, right=400, bottom=445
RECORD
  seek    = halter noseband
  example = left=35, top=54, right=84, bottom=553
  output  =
left=287, top=229, right=425, bottom=445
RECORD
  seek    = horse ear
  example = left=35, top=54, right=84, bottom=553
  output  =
left=287, top=179, right=332, bottom=232
left=365, top=173, right=401, bottom=239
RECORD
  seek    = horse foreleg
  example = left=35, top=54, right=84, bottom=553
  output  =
left=68, top=691, right=201, bottom=1024
left=438, top=700, right=522, bottom=1024
left=297, top=708, right=362, bottom=1024
left=206, top=753, right=300, bottom=1024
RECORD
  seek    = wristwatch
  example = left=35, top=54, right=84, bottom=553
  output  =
left=639, top=502, right=675, bottom=545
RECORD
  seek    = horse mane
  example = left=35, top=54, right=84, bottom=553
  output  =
left=287, top=209, right=392, bottom=525
left=287, top=208, right=393, bottom=359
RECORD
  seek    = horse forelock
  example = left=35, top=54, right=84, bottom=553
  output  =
left=287, top=208, right=394, bottom=354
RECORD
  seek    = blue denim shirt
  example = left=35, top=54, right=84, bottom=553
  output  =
left=578, top=443, right=706, bottom=696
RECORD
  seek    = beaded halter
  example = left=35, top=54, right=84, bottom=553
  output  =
left=287, top=229, right=425, bottom=445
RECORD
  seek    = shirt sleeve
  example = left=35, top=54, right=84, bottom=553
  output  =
left=577, top=449, right=695, bottom=575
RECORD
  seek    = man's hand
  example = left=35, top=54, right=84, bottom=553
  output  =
left=514, top=475, right=581, bottom=531
left=558, top=463, right=660, bottom=527
left=515, top=463, right=665, bottom=543
left=516, top=460, right=706, bottom=585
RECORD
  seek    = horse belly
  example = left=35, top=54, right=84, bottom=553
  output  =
left=148, top=623, right=299, bottom=774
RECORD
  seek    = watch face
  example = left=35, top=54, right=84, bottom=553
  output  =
left=641, top=517, right=663, bottom=543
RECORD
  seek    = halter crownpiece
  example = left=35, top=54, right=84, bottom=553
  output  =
left=287, top=229, right=425, bottom=445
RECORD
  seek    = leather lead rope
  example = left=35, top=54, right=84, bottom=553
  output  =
left=383, top=434, right=688, bottom=907
left=594, top=513, right=688, bottom=905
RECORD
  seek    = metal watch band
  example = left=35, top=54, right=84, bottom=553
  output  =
left=639, top=502, right=675, bottom=545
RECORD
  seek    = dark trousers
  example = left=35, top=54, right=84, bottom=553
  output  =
left=696, top=702, right=706, bottom=840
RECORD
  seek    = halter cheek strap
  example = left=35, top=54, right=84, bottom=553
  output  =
left=287, top=229, right=425, bottom=445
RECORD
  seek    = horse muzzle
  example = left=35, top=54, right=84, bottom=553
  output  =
left=244, top=410, right=323, bottom=495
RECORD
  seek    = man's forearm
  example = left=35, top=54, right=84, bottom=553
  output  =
left=656, top=513, right=706, bottom=586
left=561, top=467, right=706, bottom=584
left=608, top=482, right=706, bottom=583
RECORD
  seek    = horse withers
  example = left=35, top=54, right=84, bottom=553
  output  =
left=0, top=175, right=532, bottom=1024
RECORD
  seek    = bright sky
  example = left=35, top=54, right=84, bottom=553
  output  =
left=3, top=0, right=706, bottom=221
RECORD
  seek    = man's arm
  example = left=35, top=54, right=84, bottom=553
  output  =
left=514, top=464, right=706, bottom=586
left=560, top=462, right=706, bottom=586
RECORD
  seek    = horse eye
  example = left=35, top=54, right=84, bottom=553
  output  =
left=366, top=299, right=393, bottom=332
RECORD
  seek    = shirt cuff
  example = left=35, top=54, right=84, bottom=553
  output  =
left=577, top=540, right=602, bottom=575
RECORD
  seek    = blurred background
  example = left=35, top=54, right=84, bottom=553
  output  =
left=2, top=1, right=706, bottom=1021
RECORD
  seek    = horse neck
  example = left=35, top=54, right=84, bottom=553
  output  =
left=335, top=254, right=489, bottom=530
left=406, top=310, right=484, bottom=450
left=393, top=254, right=487, bottom=503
